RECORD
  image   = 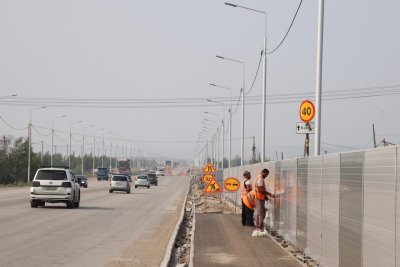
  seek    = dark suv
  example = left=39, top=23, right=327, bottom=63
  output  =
left=146, top=173, right=158, bottom=186
left=75, top=175, right=88, bottom=188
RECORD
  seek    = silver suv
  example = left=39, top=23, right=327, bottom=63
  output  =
left=30, top=167, right=81, bottom=209
left=109, top=175, right=131, bottom=193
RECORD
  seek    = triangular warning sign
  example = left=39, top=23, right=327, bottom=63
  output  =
left=203, top=163, right=216, bottom=173
left=203, top=177, right=223, bottom=193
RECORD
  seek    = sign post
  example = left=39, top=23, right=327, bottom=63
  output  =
left=299, top=100, right=316, bottom=157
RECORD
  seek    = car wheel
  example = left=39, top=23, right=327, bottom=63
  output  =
left=155, top=183, right=158, bottom=186
left=74, top=195, right=80, bottom=208
left=135, top=186, right=137, bottom=188
left=84, top=184, right=87, bottom=188
left=66, top=202, right=74, bottom=209
left=109, top=190, right=113, bottom=193
left=147, top=185, right=150, bottom=189
left=30, top=201, right=38, bottom=208
left=127, top=190, right=130, bottom=194
left=38, top=201, right=45, bottom=207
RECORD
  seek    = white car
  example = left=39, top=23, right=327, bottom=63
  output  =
left=135, top=175, right=150, bottom=189
left=155, top=168, right=165, bottom=176
left=30, top=167, right=81, bottom=209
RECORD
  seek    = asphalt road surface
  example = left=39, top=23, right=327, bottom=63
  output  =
left=0, top=175, right=191, bottom=267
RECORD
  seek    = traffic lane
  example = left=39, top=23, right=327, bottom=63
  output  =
left=0, top=176, right=191, bottom=267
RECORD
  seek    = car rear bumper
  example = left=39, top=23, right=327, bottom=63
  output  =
left=30, top=194, right=72, bottom=203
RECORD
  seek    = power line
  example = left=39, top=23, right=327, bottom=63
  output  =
left=245, top=50, right=263, bottom=95
left=267, top=0, right=303, bottom=55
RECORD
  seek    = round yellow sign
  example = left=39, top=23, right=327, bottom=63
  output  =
left=299, top=100, right=315, bottom=122
left=223, top=177, right=240, bottom=192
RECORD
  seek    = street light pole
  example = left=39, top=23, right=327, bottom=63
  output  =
left=82, top=125, right=94, bottom=175
left=209, top=83, right=233, bottom=168
left=93, top=128, right=104, bottom=176
left=28, top=106, right=46, bottom=183
left=51, top=115, right=67, bottom=166
left=216, top=55, right=245, bottom=166
left=315, top=0, right=325, bottom=156
left=69, top=120, right=83, bottom=168
left=224, top=2, right=267, bottom=163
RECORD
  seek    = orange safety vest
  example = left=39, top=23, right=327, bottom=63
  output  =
left=240, top=179, right=251, bottom=199
left=254, top=176, right=266, bottom=200
left=243, top=191, right=256, bottom=210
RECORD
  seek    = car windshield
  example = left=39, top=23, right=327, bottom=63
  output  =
left=35, top=170, right=67, bottom=180
left=138, top=176, right=148, bottom=180
left=75, top=177, right=82, bottom=182
left=112, top=176, right=127, bottom=181
left=98, top=168, right=108, bottom=174
left=147, top=174, right=155, bottom=177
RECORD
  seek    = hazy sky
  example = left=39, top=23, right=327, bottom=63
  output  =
left=0, top=0, right=399, bottom=163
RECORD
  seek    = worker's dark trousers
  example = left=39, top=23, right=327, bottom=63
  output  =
left=241, top=199, right=246, bottom=225
left=242, top=199, right=254, bottom=226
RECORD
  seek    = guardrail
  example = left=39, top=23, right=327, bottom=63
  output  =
left=218, top=145, right=399, bottom=266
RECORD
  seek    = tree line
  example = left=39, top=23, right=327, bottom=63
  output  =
left=0, top=135, right=157, bottom=185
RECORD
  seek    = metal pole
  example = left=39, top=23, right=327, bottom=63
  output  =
left=69, top=128, right=72, bottom=168
left=315, top=0, right=325, bottom=156
left=82, top=129, right=84, bottom=175
left=241, top=88, right=244, bottom=166
left=51, top=122, right=54, bottom=166
left=229, top=111, right=232, bottom=168
left=217, top=127, right=220, bottom=169
left=41, top=141, right=43, bottom=164
left=93, top=134, right=95, bottom=176
left=102, top=136, right=104, bottom=167
left=221, top=120, right=225, bottom=169
left=261, top=13, right=267, bottom=162
left=27, top=122, right=31, bottom=183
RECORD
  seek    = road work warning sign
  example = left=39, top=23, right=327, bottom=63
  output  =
left=203, top=163, right=216, bottom=173
left=202, top=174, right=214, bottom=184
left=203, top=177, right=223, bottom=193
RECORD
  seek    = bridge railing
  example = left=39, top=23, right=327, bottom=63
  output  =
left=219, top=145, right=400, bottom=267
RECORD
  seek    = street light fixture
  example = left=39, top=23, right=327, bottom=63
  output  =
left=216, top=54, right=245, bottom=166
left=225, top=2, right=267, bottom=162
left=69, top=120, right=83, bottom=168
left=28, top=106, right=46, bottom=183
left=51, top=115, right=67, bottom=166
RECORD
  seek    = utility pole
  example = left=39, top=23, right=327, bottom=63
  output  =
left=304, top=133, right=310, bottom=157
left=372, top=124, right=376, bottom=148
left=252, top=136, right=256, bottom=163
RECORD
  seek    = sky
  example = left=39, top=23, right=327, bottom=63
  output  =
left=0, top=0, right=399, bottom=164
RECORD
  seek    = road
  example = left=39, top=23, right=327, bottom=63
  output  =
left=0, top=175, right=191, bottom=267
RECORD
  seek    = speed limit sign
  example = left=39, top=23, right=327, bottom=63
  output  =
left=299, top=100, right=315, bottom=122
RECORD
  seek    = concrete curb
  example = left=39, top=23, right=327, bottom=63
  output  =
left=188, top=192, right=196, bottom=267
left=160, top=178, right=191, bottom=267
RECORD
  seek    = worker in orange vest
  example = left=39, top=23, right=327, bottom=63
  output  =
left=241, top=171, right=254, bottom=226
left=253, top=168, right=274, bottom=232
left=242, top=190, right=256, bottom=228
